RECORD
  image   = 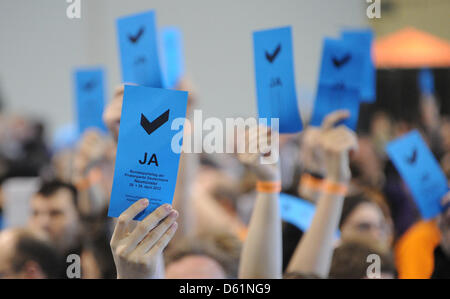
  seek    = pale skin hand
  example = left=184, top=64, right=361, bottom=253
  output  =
left=298, top=110, right=350, bottom=198
left=110, top=199, right=179, bottom=279
left=237, top=126, right=280, bottom=181
left=238, top=126, right=282, bottom=279
left=287, top=111, right=358, bottom=278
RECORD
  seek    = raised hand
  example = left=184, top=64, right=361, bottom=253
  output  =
left=110, top=199, right=178, bottom=279
left=236, top=125, right=280, bottom=182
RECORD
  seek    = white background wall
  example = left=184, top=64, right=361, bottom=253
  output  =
left=0, top=0, right=368, bottom=139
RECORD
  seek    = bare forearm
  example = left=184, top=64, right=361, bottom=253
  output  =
left=239, top=192, right=282, bottom=279
left=287, top=193, right=344, bottom=278
left=172, top=153, right=198, bottom=240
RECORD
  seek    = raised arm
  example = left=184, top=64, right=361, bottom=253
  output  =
left=238, top=126, right=282, bottom=279
left=287, top=111, right=357, bottom=278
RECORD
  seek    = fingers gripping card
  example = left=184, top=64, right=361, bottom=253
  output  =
left=117, top=10, right=163, bottom=87
left=386, top=130, right=448, bottom=219
left=74, top=68, right=107, bottom=134
left=309, top=85, right=360, bottom=130
left=253, top=26, right=303, bottom=133
left=108, top=85, right=188, bottom=220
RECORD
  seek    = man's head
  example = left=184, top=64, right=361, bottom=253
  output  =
left=0, top=229, right=62, bottom=279
left=28, top=180, right=80, bottom=252
left=164, top=232, right=241, bottom=279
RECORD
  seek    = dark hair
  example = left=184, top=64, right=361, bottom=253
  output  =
left=339, top=194, right=373, bottom=229
left=165, top=231, right=242, bottom=278
left=329, top=238, right=395, bottom=279
left=11, top=230, right=63, bottom=279
left=36, top=180, right=78, bottom=208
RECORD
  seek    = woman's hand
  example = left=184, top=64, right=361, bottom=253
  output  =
left=110, top=199, right=178, bottom=279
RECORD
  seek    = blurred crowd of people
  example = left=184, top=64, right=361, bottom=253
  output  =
left=0, top=75, right=449, bottom=279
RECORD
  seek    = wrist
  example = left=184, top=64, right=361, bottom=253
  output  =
left=321, top=179, right=349, bottom=197
left=256, top=180, right=282, bottom=193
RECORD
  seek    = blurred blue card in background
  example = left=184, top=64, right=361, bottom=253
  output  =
left=108, top=85, right=188, bottom=220
left=253, top=26, right=303, bottom=133
left=280, top=193, right=340, bottom=237
left=386, top=130, right=448, bottom=219
left=74, top=68, right=107, bottom=134
left=317, top=38, right=364, bottom=91
left=309, top=85, right=360, bottom=130
left=160, top=26, right=185, bottom=89
left=279, top=193, right=316, bottom=232
left=341, top=29, right=376, bottom=102
left=418, top=68, right=435, bottom=95
left=117, top=10, right=163, bottom=87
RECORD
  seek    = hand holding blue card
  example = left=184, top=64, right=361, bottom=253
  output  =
left=108, top=85, right=188, bottom=220
left=74, top=68, right=107, bottom=134
left=253, top=26, right=303, bottom=133
left=309, top=85, right=360, bottom=130
left=386, top=130, right=448, bottom=219
left=117, top=10, right=163, bottom=87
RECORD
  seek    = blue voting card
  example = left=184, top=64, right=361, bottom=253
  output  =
left=116, top=10, right=163, bottom=87
left=73, top=68, right=107, bottom=134
left=317, top=38, right=365, bottom=92
left=108, top=85, right=188, bottom=220
left=309, top=85, right=360, bottom=130
left=160, top=27, right=185, bottom=89
left=419, top=68, right=435, bottom=95
left=341, top=29, right=376, bottom=102
left=253, top=26, right=303, bottom=133
left=386, top=130, right=448, bottom=219
left=279, top=193, right=316, bottom=232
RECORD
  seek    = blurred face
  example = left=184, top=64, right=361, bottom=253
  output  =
left=165, top=255, right=226, bottom=279
left=341, top=202, right=387, bottom=245
left=28, top=189, right=80, bottom=252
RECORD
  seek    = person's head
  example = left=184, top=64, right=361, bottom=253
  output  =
left=437, top=190, right=450, bottom=257
left=0, top=228, right=62, bottom=279
left=329, top=237, right=395, bottom=279
left=164, top=232, right=241, bottom=279
left=28, top=180, right=80, bottom=252
left=339, top=194, right=389, bottom=246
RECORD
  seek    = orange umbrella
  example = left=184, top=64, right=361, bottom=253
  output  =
left=374, top=27, right=450, bottom=68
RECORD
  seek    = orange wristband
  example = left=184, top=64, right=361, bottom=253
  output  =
left=256, top=181, right=282, bottom=193
left=321, top=180, right=348, bottom=196
left=300, top=173, right=323, bottom=190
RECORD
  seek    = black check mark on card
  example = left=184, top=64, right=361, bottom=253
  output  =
left=406, top=148, right=418, bottom=165
left=332, top=53, right=352, bottom=68
left=140, top=109, right=170, bottom=135
left=265, top=44, right=281, bottom=63
left=128, top=27, right=145, bottom=44
left=83, top=80, right=97, bottom=92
